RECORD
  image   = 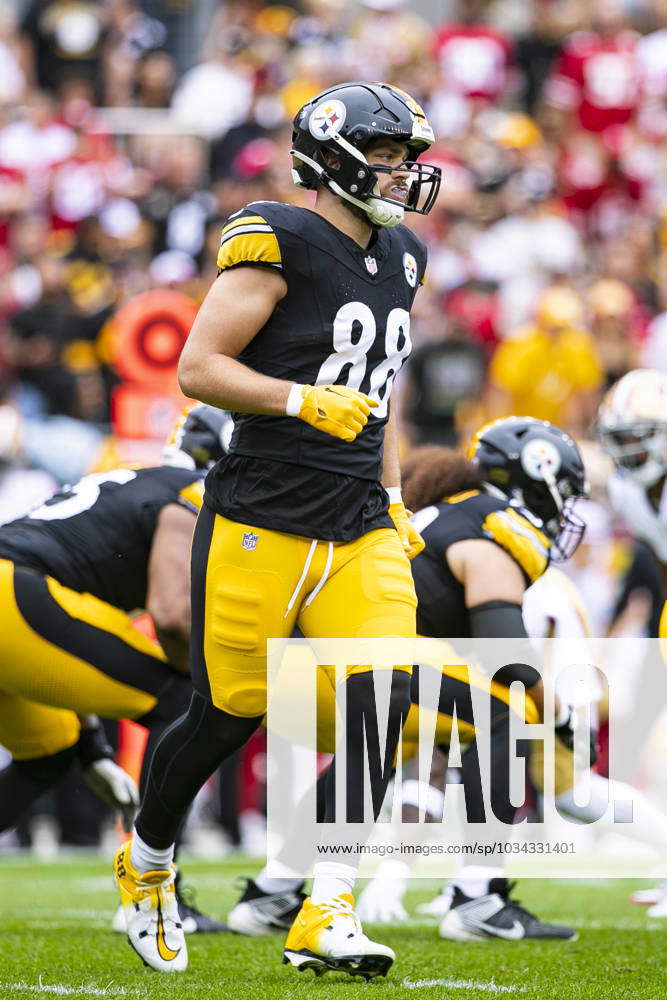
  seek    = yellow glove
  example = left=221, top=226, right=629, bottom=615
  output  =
left=387, top=488, right=425, bottom=560
left=286, top=383, right=377, bottom=442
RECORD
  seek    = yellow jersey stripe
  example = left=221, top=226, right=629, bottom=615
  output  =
left=445, top=490, right=480, bottom=505
left=178, top=480, right=205, bottom=514
left=220, top=215, right=271, bottom=236
left=217, top=229, right=282, bottom=272
left=483, top=509, right=549, bottom=582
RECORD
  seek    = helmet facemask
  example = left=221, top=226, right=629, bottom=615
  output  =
left=520, top=471, right=586, bottom=563
left=291, top=136, right=440, bottom=228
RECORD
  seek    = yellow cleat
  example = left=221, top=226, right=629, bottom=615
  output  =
left=282, top=893, right=394, bottom=980
left=113, top=840, right=187, bottom=972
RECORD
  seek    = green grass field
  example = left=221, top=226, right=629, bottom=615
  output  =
left=0, top=855, right=665, bottom=1000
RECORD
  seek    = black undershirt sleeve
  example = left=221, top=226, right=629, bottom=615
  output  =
left=468, top=600, right=541, bottom=688
left=468, top=599, right=527, bottom=639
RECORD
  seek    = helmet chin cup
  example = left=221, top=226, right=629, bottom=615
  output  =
left=364, top=186, right=404, bottom=227
left=325, top=172, right=404, bottom=228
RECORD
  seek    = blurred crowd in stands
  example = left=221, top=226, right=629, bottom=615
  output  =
left=4, top=0, right=667, bottom=851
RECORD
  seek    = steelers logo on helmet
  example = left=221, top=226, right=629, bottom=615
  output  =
left=308, top=100, right=347, bottom=140
left=403, top=252, right=418, bottom=288
left=521, top=438, right=562, bottom=481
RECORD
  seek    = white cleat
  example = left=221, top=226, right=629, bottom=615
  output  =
left=630, top=882, right=667, bottom=907
left=227, top=878, right=305, bottom=935
left=111, top=904, right=126, bottom=933
left=415, top=886, right=454, bottom=917
left=113, top=840, right=187, bottom=972
left=647, top=890, right=667, bottom=918
left=283, top=893, right=394, bottom=980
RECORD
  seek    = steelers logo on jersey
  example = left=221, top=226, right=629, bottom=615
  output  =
left=403, top=252, right=418, bottom=288
left=309, top=100, right=347, bottom=140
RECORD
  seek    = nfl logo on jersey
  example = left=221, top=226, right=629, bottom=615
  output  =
left=242, top=531, right=258, bottom=551
left=365, top=255, right=378, bottom=275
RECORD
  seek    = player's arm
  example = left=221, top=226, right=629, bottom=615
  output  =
left=447, top=538, right=547, bottom=713
left=146, top=502, right=197, bottom=673
left=383, top=404, right=424, bottom=559
left=178, top=267, right=290, bottom=414
left=178, top=267, right=375, bottom=441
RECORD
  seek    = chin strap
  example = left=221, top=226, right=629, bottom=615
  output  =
left=291, top=151, right=404, bottom=228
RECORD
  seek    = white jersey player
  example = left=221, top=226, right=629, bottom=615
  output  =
left=598, top=369, right=667, bottom=573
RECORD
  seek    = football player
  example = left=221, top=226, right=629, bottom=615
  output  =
left=598, top=368, right=667, bottom=916
left=230, top=417, right=588, bottom=942
left=0, top=404, right=229, bottom=932
left=113, top=81, right=441, bottom=979
left=598, top=369, right=667, bottom=597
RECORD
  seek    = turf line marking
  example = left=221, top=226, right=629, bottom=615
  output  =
left=0, top=979, right=145, bottom=997
left=402, top=978, right=525, bottom=993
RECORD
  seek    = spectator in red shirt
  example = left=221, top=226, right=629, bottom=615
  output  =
left=432, top=0, right=513, bottom=103
left=544, top=0, right=640, bottom=135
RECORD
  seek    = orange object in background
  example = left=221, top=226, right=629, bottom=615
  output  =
left=104, top=289, right=197, bottom=441
left=116, top=719, right=149, bottom=787
left=112, top=384, right=191, bottom=441
left=111, top=289, right=197, bottom=387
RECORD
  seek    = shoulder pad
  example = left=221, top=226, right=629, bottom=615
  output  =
left=482, top=506, right=550, bottom=583
left=217, top=203, right=285, bottom=274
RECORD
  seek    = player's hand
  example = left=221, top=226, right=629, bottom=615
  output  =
left=555, top=706, right=598, bottom=769
left=356, top=878, right=408, bottom=924
left=388, top=492, right=425, bottom=559
left=286, top=383, right=377, bottom=442
left=83, top=759, right=140, bottom=832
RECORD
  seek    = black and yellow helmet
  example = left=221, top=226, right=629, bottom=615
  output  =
left=469, top=416, right=588, bottom=561
left=291, top=81, right=441, bottom=227
left=163, top=404, right=233, bottom=471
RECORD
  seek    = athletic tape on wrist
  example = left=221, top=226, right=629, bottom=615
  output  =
left=285, top=383, right=305, bottom=417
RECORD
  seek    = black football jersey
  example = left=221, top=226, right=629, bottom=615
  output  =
left=205, top=200, right=427, bottom=541
left=0, top=466, right=204, bottom=612
left=411, top=489, right=551, bottom=637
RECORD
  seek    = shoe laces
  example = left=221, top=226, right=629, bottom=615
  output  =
left=134, top=870, right=175, bottom=906
left=497, top=881, right=535, bottom=922
left=318, top=896, right=361, bottom=933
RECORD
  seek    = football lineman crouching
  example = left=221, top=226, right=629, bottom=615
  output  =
left=0, top=405, right=230, bottom=932
left=113, top=81, right=441, bottom=980
left=230, top=418, right=589, bottom=942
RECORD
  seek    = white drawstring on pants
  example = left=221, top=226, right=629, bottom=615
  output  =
left=283, top=540, right=334, bottom=618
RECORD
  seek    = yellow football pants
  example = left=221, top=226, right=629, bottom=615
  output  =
left=190, top=508, right=417, bottom=717
left=0, top=558, right=172, bottom=760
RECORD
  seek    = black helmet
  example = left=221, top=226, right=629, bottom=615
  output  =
left=291, top=81, right=441, bottom=228
left=163, top=404, right=233, bottom=470
left=469, top=417, right=588, bottom=562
